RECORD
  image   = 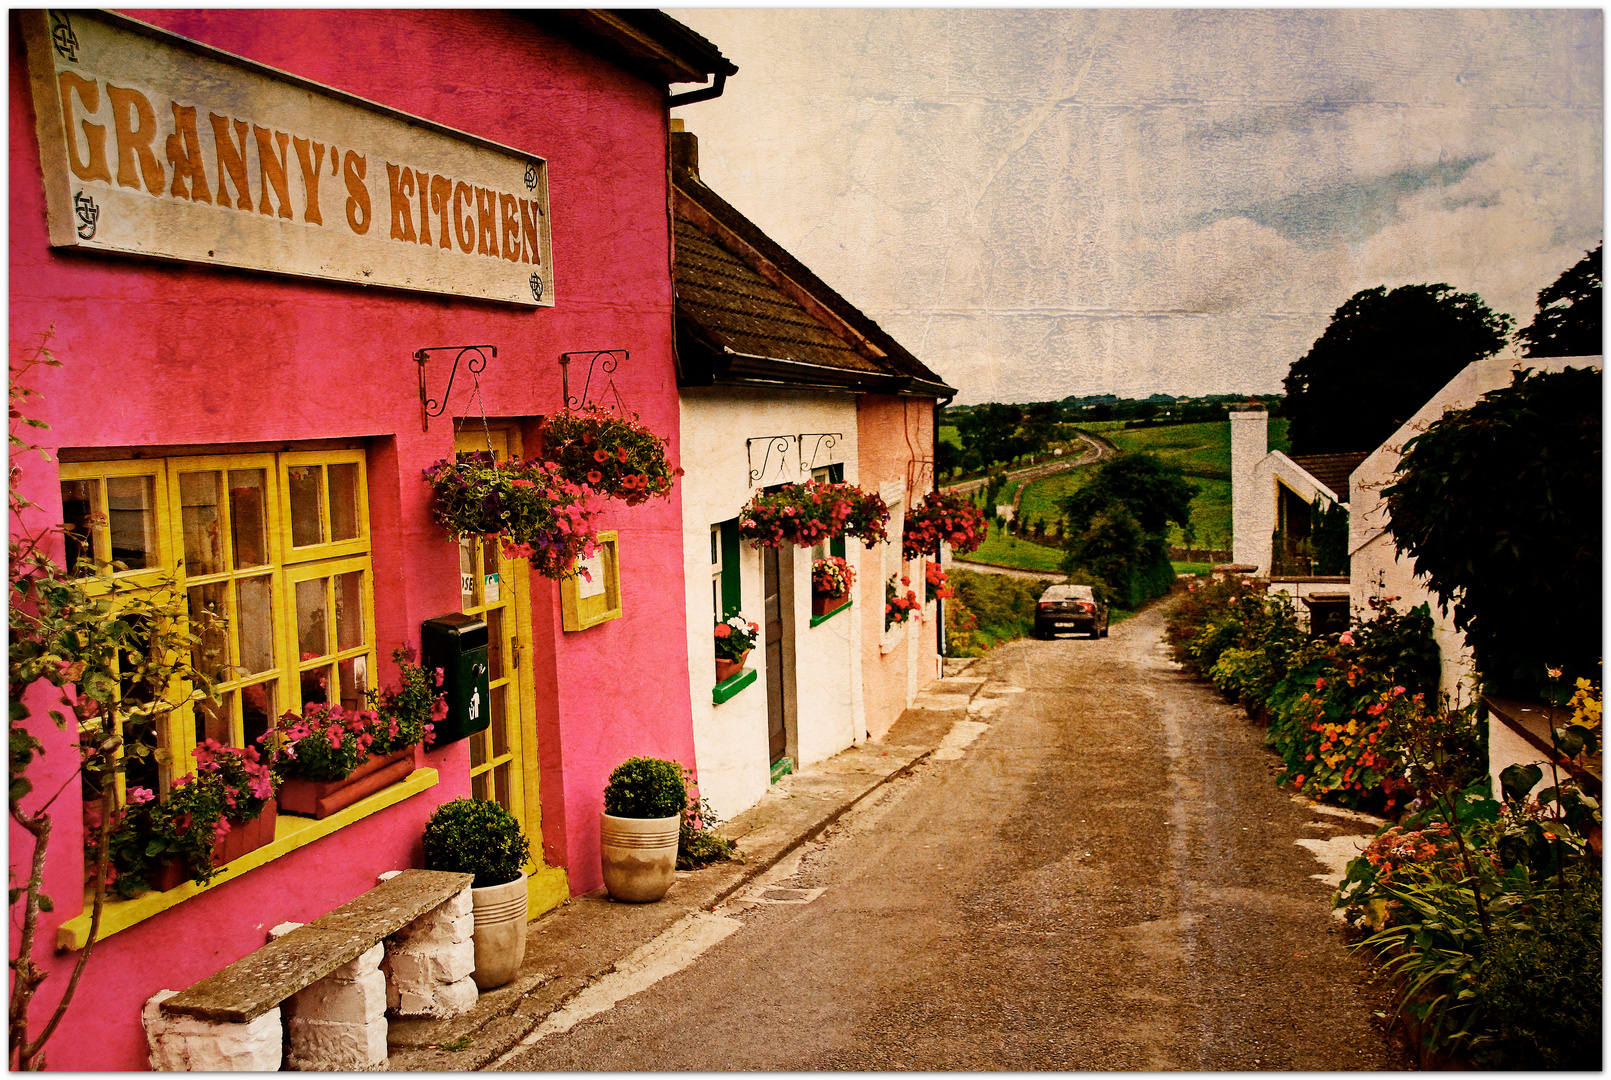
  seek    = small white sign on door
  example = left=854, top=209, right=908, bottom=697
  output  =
left=483, top=573, right=500, bottom=603
left=460, top=573, right=476, bottom=600
left=576, top=552, right=606, bottom=598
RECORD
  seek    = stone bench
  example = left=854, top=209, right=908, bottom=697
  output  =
left=142, top=869, right=477, bottom=1071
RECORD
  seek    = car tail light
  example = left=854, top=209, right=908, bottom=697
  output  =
left=1076, top=602, right=1093, bottom=612
left=1037, top=602, right=1055, bottom=611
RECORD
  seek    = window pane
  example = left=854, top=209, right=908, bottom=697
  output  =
left=241, top=681, right=275, bottom=750
left=296, top=577, right=329, bottom=659
left=338, top=656, right=366, bottom=712
left=236, top=575, right=275, bottom=675
left=327, top=463, right=360, bottom=542
left=471, top=771, right=490, bottom=801
left=485, top=608, right=504, bottom=681
left=300, top=663, right=330, bottom=708
left=105, top=475, right=157, bottom=570
left=187, top=582, right=230, bottom=682
left=459, top=539, right=476, bottom=607
left=178, top=472, right=225, bottom=576
left=335, top=571, right=365, bottom=652
left=228, top=470, right=269, bottom=568
left=288, top=465, right=324, bottom=547
left=195, top=693, right=233, bottom=747
left=490, top=685, right=508, bottom=758
left=60, top=479, right=98, bottom=575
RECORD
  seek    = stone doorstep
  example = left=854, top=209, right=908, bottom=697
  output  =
left=160, top=869, right=474, bottom=1025
left=385, top=739, right=936, bottom=1070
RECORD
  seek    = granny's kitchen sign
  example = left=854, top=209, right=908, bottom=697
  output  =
left=21, top=10, right=555, bottom=307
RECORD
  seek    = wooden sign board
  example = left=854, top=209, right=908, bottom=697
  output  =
left=21, top=9, right=555, bottom=307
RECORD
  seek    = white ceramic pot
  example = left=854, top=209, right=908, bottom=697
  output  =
left=600, top=812, right=681, bottom=903
left=470, top=871, right=528, bottom=990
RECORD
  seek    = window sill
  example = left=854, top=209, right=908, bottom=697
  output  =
left=712, top=667, right=757, bottom=705
left=880, top=620, right=911, bottom=655
left=57, top=768, right=440, bottom=950
left=809, top=598, right=852, bottom=628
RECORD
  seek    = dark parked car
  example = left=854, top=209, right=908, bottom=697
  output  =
left=1033, top=584, right=1108, bottom=639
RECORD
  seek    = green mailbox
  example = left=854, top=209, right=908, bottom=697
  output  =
left=421, top=613, right=490, bottom=746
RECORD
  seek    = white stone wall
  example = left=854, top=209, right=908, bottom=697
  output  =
left=679, top=387, right=865, bottom=822
left=1348, top=354, right=1601, bottom=701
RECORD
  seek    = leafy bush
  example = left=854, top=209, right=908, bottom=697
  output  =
left=367, top=647, right=445, bottom=754
left=948, top=569, right=1056, bottom=649
left=422, top=798, right=529, bottom=888
left=677, top=769, right=737, bottom=870
left=602, top=757, right=686, bottom=819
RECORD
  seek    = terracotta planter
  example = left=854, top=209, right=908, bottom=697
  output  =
left=714, top=649, right=750, bottom=684
left=811, top=589, right=848, bottom=617
left=153, top=799, right=279, bottom=891
left=600, top=812, right=681, bottom=903
left=470, top=871, right=529, bottom=990
left=279, top=746, right=416, bottom=819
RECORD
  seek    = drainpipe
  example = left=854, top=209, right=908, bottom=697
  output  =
left=668, top=71, right=726, bottom=108
left=934, top=397, right=946, bottom=664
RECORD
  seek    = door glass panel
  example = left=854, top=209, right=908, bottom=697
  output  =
left=178, top=472, right=226, bottom=576
left=327, top=463, right=360, bottom=541
left=485, top=608, right=504, bottom=680
left=335, top=571, right=365, bottom=652
left=60, top=479, right=98, bottom=575
left=236, top=575, right=275, bottom=675
left=490, top=685, right=507, bottom=757
left=105, top=474, right=158, bottom=570
left=296, top=577, right=330, bottom=658
left=228, top=470, right=269, bottom=568
left=459, top=540, right=476, bottom=607
left=288, top=466, right=325, bottom=547
left=186, top=582, right=229, bottom=681
left=471, top=771, right=490, bottom=801
left=241, top=681, right=275, bottom=749
left=494, top=764, right=510, bottom=808
left=195, top=692, right=233, bottom=747
left=470, top=727, right=487, bottom=769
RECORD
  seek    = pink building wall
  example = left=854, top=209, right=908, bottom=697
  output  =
left=9, top=10, right=695, bottom=1069
left=857, top=394, right=939, bottom=740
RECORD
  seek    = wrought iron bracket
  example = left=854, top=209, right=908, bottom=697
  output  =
left=559, top=350, right=630, bottom=412
left=797, top=433, right=844, bottom=478
left=414, top=345, right=497, bottom=432
left=746, top=435, right=796, bottom=486
left=906, top=457, right=935, bottom=500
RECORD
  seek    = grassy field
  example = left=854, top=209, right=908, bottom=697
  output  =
left=959, top=527, right=1066, bottom=574
left=938, top=425, right=962, bottom=450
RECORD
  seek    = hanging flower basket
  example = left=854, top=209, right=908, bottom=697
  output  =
left=423, top=452, right=605, bottom=579
left=739, top=480, right=889, bottom=549
left=902, top=489, right=989, bottom=561
left=925, top=562, right=955, bottom=604
left=541, top=405, right=683, bottom=506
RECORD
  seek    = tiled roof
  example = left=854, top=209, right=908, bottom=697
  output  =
left=1289, top=452, right=1370, bottom=499
left=673, top=218, right=884, bottom=373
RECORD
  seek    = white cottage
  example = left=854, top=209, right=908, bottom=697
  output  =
left=670, top=124, right=954, bottom=821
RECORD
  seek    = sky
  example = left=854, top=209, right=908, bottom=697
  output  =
left=668, top=8, right=1603, bottom=405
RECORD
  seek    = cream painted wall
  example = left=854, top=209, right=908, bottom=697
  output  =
left=1348, top=354, right=1602, bottom=703
left=679, top=387, right=865, bottom=822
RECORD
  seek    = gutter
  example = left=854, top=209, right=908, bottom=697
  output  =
left=687, top=348, right=957, bottom=400
left=668, top=71, right=726, bottom=108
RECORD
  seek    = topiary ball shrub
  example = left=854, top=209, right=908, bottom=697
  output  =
left=422, top=797, right=529, bottom=888
left=603, top=757, right=686, bottom=819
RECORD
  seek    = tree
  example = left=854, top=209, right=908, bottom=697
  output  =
left=1516, top=244, right=1602, bottom=359
left=955, top=403, right=1027, bottom=469
left=1060, top=453, right=1196, bottom=605
left=1384, top=366, right=1600, bottom=700
left=1283, top=284, right=1514, bottom=455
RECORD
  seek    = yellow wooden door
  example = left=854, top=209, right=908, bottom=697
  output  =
left=452, top=428, right=565, bottom=912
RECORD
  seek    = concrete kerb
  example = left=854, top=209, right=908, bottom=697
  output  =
left=386, top=667, right=991, bottom=1071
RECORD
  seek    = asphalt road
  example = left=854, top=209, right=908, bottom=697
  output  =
left=498, top=602, right=1413, bottom=1070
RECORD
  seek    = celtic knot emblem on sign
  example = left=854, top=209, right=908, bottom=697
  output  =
left=524, top=162, right=539, bottom=191
left=74, top=192, right=99, bottom=239
left=529, top=274, right=543, bottom=302
left=50, top=12, right=79, bottom=61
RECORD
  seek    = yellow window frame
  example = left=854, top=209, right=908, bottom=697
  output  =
left=560, top=530, right=622, bottom=631
left=282, top=553, right=378, bottom=714
left=278, top=449, right=370, bottom=565
left=56, top=459, right=170, bottom=591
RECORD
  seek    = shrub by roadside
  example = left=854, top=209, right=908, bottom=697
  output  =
left=947, top=569, right=1056, bottom=654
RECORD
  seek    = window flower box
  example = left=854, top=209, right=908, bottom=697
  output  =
left=151, top=800, right=279, bottom=892
left=278, top=747, right=418, bottom=819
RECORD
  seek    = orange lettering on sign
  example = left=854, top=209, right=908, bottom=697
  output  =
left=520, top=199, right=541, bottom=266
left=474, top=188, right=498, bottom=257
left=165, top=102, right=212, bottom=203
left=107, top=84, right=164, bottom=194
left=292, top=137, right=325, bottom=225
left=58, top=71, right=111, bottom=183
left=499, top=193, right=522, bottom=263
left=453, top=181, right=475, bottom=253
left=343, top=151, right=370, bottom=234
left=387, top=163, right=416, bottom=242
left=414, top=168, right=431, bottom=246
left=431, top=175, right=454, bottom=250
left=209, top=113, right=253, bottom=210
left=253, top=126, right=293, bottom=219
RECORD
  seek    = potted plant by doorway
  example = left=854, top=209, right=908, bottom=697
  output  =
left=422, top=798, right=531, bottom=990
left=600, top=757, right=686, bottom=903
left=713, top=615, right=759, bottom=684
